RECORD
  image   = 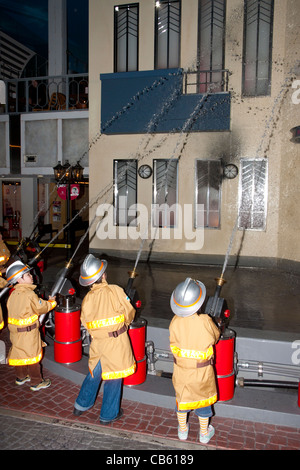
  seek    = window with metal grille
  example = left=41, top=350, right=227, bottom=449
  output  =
left=113, top=160, right=137, bottom=226
left=197, top=0, right=226, bottom=93
left=242, top=0, right=274, bottom=96
left=153, top=159, right=178, bottom=227
left=238, top=159, right=268, bottom=230
left=154, top=0, right=181, bottom=70
left=114, top=4, right=139, bottom=72
left=196, top=160, right=221, bottom=229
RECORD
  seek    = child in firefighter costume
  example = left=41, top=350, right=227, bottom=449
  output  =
left=73, top=254, right=136, bottom=424
left=0, top=276, right=8, bottom=331
left=0, top=229, right=9, bottom=349
left=6, top=261, right=56, bottom=391
left=169, top=277, right=220, bottom=444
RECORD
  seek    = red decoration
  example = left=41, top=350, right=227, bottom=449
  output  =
left=57, top=184, right=80, bottom=200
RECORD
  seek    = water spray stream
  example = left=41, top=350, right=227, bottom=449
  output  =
left=15, top=64, right=294, bottom=292
left=126, top=78, right=234, bottom=277
left=19, top=70, right=224, bottom=276
left=221, top=215, right=239, bottom=279
left=25, top=70, right=184, bottom=257
left=217, top=65, right=298, bottom=283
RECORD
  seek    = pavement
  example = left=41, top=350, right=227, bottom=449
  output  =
left=1, top=242, right=300, bottom=451
left=1, top=327, right=299, bottom=451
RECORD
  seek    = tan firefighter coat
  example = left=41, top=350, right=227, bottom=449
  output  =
left=0, top=240, right=10, bottom=267
left=0, top=277, right=7, bottom=330
left=0, top=276, right=7, bottom=331
left=169, top=313, right=220, bottom=411
left=7, top=284, right=56, bottom=366
left=80, top=280, right=136, bottom=380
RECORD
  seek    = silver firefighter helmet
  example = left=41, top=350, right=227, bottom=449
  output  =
left=6, top=260, right=31, bottom=284
left=79, top=254, right=107, bottom=287
left=170, top=277, right=206, bottom=317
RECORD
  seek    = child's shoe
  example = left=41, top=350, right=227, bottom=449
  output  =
left=199, top=425, right=215, bottom=444
left=178, top=424, right=189, bottom=441
left=30, top=378, right=51, bottom=391
left=15, top=375, right=30, bottom=386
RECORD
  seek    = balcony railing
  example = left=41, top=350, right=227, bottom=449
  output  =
left=183, top=69, right=230, bottom=94
left=2, top=73, right=89, bottom=114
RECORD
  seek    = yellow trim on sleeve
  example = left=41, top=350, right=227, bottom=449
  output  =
left=8, top=315, right=38, bottom=326
left=86, top=314, right=125, bottom=330
left=171, top=345, right=213, bottom=360
left=101, top=363, right=136, bottom=380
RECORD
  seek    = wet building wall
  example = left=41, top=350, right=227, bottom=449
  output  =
left=88, top=0, right=300, bottom=270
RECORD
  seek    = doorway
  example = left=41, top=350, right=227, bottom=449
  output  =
left=2, top=181, right=22, bottom=239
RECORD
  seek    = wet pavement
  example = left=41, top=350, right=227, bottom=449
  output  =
left=105, top=259, right=300, bottom=333
left=33, top=238, right=300, bottom=335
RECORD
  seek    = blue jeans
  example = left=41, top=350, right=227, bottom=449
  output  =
left=176, top=405, right=213, bottom=418
left=74, top=360, right=122, bottom=422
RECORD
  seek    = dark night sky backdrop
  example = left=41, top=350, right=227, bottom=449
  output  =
left=0, top=0, right=88, bottom=73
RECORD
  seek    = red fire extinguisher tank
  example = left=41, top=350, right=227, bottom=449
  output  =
left=54, top=303, right=82, bottom=364
left=124, top=318, right=147, bottom=386
left=214, top=328, right=236, bottom=401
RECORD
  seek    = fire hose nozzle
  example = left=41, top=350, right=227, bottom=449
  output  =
left=125, top=269, right=138, bottom=307
left=28, top=252, right=41, bottom=265
left=128, top=269, right=138, bottom=279
left=16, top=238, right=25, bottom=251
left=215, top=276, right=226, bottom=287
left=66, top=259, right=72, bottom=269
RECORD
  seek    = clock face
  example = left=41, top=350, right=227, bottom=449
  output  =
left=138, top=164, right=152, bottom=179
left=224, top=163, right=238, bottom=179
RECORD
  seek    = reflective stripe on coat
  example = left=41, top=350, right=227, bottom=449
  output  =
left=0, top=276, right=7, bottom=330
left=0, top=240, right=10, bottom=266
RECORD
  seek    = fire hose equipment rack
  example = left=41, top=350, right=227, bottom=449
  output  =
left=54, top=280, right=82, bottom=364
left=124, top=318, right=147, bottom=386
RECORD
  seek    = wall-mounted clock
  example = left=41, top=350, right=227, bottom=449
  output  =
left=224, top=163, right=238, bottom=179
left=138, top=164, right=152, bottom=179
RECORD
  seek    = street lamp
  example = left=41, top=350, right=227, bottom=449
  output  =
left=62, top=161, right=72, bottom=181
left=53, top=160, right=84, bottom=259
left=54, top=160, right=83, bottom=183
left=71, top=161, right=84, bottom=182
left=53, top=161, right=64, bottom=181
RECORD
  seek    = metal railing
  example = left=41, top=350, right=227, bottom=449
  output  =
left=183, top=69, right=230, bottom=94
left=2, top=73, right=89, bottom=114
left=1, top=70, right=230, bottom=114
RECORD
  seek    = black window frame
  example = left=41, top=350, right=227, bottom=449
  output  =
left=242, top=0, right=274, bottom=97
left=114, top=3, right=139, bottom=73
left=154, top=0, right=181, bottom=70
left=113, top=159, right=138, bottom=226
left=197, top=0, right=227, bottom=93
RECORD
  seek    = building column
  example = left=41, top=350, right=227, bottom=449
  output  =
left=48, top=0, right=67, bottom=95
left=21, top=177, right=38, bottom=238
